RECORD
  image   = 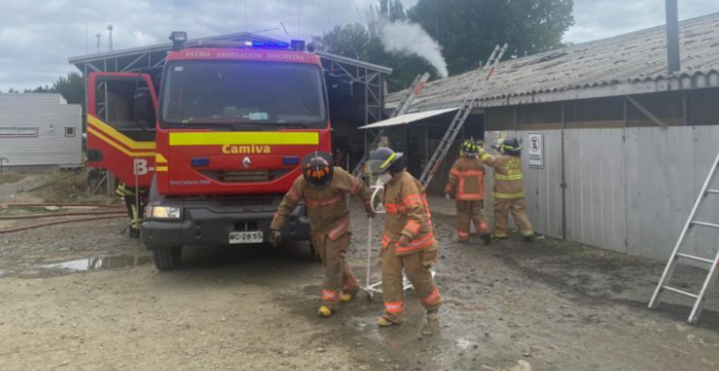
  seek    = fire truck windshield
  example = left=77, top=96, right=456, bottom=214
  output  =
left=160, top=60, right=327, bottom=129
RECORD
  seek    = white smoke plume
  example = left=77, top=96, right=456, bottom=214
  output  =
left=378, top=20, right=449, bottom=78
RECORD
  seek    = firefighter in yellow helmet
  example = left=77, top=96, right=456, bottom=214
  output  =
left=445, top=139, right=491, bottom=245
left=270, top=151, right=374, bottom=318
left=369, top=147, right=441, bottom=326
left=479, top=138, right=534, bottom=240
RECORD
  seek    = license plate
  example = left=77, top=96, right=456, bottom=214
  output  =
left=229, top=231, right=264, bottom=244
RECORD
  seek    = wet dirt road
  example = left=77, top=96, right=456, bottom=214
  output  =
left=1, top=205, right=718, bottom=371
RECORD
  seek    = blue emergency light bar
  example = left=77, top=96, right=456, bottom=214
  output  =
left=246, top=40, right=291, bottom=49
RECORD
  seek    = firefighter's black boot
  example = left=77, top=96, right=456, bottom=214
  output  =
left=129, top=228, right=141, bottom=239
left=482, top=234, right=492, bottom=246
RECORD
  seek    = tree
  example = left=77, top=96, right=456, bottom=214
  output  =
left=53, top=73, right=85, bottom=108
left=24, top=85, right=53, bottom=93
left=313, top=24, right=373, bottom=61
left=381, top=0, right=407, bottom=22
left=314, top=1, right=431, bottom=91
left=408, top=0, right=574, bottom=75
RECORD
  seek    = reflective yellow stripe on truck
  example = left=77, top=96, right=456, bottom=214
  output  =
left=169, top=132, right=320, bottom=146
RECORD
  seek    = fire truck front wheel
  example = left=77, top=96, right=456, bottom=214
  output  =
left=153, top=246, right=182, bottom=271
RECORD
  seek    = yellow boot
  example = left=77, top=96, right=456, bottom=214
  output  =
left=377, top=315, right=401, bottom=327
left=318, top=306, right=334, bottom=318
left=340, top=293, right=354, bottom=303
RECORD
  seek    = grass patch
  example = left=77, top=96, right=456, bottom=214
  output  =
left=0, top=174, right=24, bottom=185
left=35, top=172, right=120, bottom=205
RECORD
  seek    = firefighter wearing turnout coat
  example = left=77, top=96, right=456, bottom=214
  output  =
left=270, top=152, right=374, bottom=318
left=479, top=138, right=534, bottom=240
left=369, top=147, right=442, bottom=327
left=445, top=139, right=492, bottom=245
left=115, top=182, right=148, bottom=239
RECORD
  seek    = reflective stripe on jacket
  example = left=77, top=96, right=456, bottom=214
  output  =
left=444, top=157, right=484, bottom=200
left=271, top=167, right=372, bottom=239
left=480, top=152, right=525, bottom=199
left=381, top=171, right=437, bottom=256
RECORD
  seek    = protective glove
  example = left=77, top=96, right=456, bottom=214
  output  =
left=269, top=230, right=282, bottom=247
left=398, top=235, right=410, bottom=248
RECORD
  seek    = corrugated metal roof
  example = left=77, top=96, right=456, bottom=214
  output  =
left=69, top=33, right=392, bottom=75
left=387, top=12, right=719, bottom=111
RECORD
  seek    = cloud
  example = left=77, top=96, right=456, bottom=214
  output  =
left=0, top=0, right=376, bottom=91
left=565, top=0, right=719, bottom=43
left=0, top=0, right=718, bottom=91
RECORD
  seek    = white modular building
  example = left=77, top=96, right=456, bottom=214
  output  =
left=0, top=93, right=82, bottom=168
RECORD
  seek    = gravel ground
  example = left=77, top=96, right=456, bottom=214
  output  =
left=0, top=202, right=718, bottom=371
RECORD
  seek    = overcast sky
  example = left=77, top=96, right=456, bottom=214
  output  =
left=1, top=0, right=718, bottom=91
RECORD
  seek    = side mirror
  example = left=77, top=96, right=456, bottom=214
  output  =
left=133, top=87, right=155, bottom=130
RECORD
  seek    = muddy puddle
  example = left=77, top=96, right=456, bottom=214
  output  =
left=0, top=254, right=152, bottom=278
left=39, top=254, right=152, bottom=271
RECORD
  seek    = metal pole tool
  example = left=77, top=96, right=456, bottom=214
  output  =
left=363, top=186, right=436, bottom=301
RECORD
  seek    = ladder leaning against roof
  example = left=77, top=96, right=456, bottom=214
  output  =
left=418, top=43, right=508, bottom=188
left=351, top=72, right=431, bottom=178
left=648, top=147, right=719, bottom=325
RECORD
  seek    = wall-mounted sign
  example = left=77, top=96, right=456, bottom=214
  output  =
left=528, top=133, right=544, bottom=168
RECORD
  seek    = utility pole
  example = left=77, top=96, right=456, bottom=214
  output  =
left=85, top=23, right=89, bottom=54
left=298, top=0, right=302, bottom=37
left=107, top=24, right=114, bottom=52
left=96, top=33, right=101, bottom=53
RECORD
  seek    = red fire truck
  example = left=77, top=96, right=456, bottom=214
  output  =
left=86, top=32, right=332, bottom=270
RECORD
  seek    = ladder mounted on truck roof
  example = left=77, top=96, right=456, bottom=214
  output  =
left=351, top=72, right=431, bottom=178
left=418, top=43, right=508, bottom=188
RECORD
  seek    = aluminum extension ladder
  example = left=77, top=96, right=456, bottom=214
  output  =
left=648, top=149, right=719, bottom=324
left=418, top=43, right=508, bottom=187
left=351, top=73, right=431, bottom=178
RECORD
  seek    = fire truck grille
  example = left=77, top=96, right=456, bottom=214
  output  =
left=201, top=170, right=290, bottom=183
left=221, top=198, right=275, bottom=207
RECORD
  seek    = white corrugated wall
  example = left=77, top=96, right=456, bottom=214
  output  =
left=485, top=127, right=719, bottom=262
left=0, top=93, right=82, bottom=167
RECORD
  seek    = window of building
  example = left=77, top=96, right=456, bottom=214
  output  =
left=0, top=127, right=38, bottom=137
left=65, top=127, right=76, bottom=137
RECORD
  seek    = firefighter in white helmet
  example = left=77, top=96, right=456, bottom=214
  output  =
left=368, top=147, right=442, bottom=326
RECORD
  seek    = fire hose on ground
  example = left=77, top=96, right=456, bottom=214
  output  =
left=0, top=205, right=127, bottom=234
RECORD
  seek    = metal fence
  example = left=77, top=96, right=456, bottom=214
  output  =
left=485, top=126, right=719, bottom=262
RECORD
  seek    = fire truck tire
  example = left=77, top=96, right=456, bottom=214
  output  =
left=153, top=246, right=182, bottom=271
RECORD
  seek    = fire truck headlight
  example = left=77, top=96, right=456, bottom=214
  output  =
left=148, top=206, right=182, bottom=219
